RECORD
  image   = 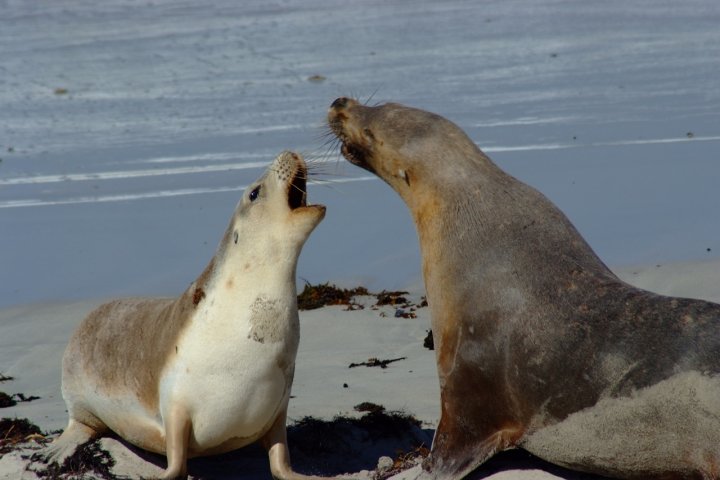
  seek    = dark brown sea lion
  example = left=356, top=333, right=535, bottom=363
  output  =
left=328, top=97, right=720, bottom=479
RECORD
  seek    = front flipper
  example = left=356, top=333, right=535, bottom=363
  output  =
left=261, top=407, right=328, bottom=480
left=162, top=404, right=191, bottom=479
left=423, top=414, right=525, bottom=479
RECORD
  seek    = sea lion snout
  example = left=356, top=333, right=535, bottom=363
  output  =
left=328, top=97, right=375, bottom=173
left=330, top=96, right=355, bottom=110
left=327, top=97, right=354, bottom=134
left=270, top=151, right=325, bottom=219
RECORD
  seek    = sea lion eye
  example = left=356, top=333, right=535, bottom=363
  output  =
left=249, top=186, right=261, bottom=202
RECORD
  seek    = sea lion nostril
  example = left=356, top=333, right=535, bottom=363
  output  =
left=331, top=97, right=349, bottom=109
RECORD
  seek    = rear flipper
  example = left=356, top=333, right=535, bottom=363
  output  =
left=38, top=419, right=101, bottom=466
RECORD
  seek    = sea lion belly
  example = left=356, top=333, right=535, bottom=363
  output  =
left=160, top=292, right=299, bottom=454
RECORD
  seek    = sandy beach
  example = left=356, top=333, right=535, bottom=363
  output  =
left=1, top=260, right=719, bottom=478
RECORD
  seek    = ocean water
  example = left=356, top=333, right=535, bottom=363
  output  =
left=1, top=0, right=719, bottom=307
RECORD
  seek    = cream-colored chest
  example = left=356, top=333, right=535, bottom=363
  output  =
left=159, top=290, right=299, bottom=449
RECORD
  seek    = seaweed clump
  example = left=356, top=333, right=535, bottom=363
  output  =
left=423, top=330, right=434, bottom=350
left=375, top=290, right=409, bottom=306
left=297, top=283, right=426, bottom=311
left=349, top=357, right=407, bottom=369
left=0, top=374, right=41, bottom=408
left=37, top=439, right=120, bottom=480
left=0, top=392, right=16, bottom=408
left=297, top=282, right=369, bottom=310
left=0, top=417, right=43, bottom=453
left=0, top=392, right=41, bottom=408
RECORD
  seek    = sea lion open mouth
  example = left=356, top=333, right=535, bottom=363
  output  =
left=288, top=162, right=307, bottom=210
left=328, top=99, right=374, bottom=172
left=280, top=152, right=325, bottom=221
left=340, top=142, right=371, bottom=170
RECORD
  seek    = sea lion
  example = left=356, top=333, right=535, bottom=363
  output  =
left=328, top=97, right=720, bottom=479
left=43, top=151, right=327, bottom=479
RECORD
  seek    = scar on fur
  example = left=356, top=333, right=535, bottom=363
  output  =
left=192, top=287, right=206, bottom=306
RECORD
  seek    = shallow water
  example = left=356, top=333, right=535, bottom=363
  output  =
left=1, top=0, right=719, bottom=307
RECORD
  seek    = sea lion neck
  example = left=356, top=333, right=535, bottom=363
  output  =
left=415, top=161, right=612, bottom=319
left=410, top=156, right=519, bottom=245
left=193, top=225, right=300, bottom=307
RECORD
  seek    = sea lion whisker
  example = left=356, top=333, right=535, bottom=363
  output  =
left=315, top=135, right=346, bottom=169
left=302, top=178, right=351, bottom=194
left=363, top=87, right=382, bottom=106
left=308, top=169, right=356, bottom=180
left=313, top=129, right=340, bottom=147
left=288, top=179, right=306, bottom=196
left=319, top=130, right=343, bottom=150
left=306, top=134, right=340, bottom=157
left=296, top=151, right=345, bottom=178
left=304, top=169, right=345, bottom=180
left=296, top=154, right=354, bottom=180
left=315, top=124, right=340, bottom=139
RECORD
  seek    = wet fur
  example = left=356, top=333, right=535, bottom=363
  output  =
left=328, top=98, right=720, bottom=479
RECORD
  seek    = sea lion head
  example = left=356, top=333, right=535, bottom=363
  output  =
left=328, top=97, right=487, bottom=204
left=230, top=151, right=325, bottom=254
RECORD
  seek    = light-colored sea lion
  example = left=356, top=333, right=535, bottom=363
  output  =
left=44, top=151, right=327, bottom=479
left=328, top=97, right=720, bottom=479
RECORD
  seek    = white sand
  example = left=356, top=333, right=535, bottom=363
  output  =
left=614, top=259, right=720, bottom=305
left=1, top=260, right=718, bottom=479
